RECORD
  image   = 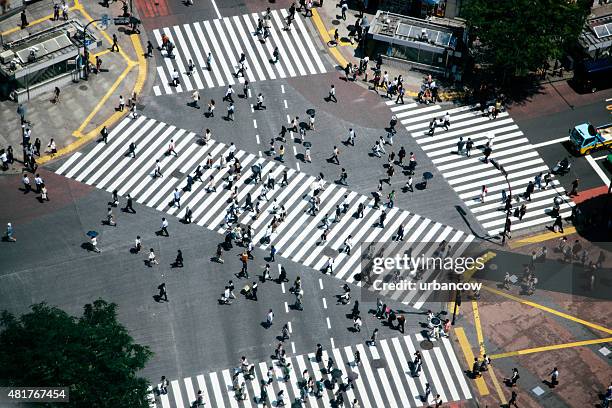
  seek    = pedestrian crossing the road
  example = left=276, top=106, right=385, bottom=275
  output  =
left=56, top=116, right=475, bottom=310
left=152, top=10, right=330, bottom=96
left=385, top=101, right=575, bottom=236
left=149, top=333, right=472, bottom=408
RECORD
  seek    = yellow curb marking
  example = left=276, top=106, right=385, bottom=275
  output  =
left=481, top=285, right=612, bottom=335
left=472, top=300, right=485, bottom=356
left=77, top=63, right=133, bottom=134
left=92, top=49, right=112, bottom=58
left=455, top=327, right=490, bottom=396
left=489, top=337, right=612, bottom=360
left=508, top=227, right=577, bottom=249
left=37, top=33, right=146, bottom=165
left=488, top=366, right=507, bottom=404
left=311, top=9, right=348, bottom=68
left=1, top=3, right=80, bottom=36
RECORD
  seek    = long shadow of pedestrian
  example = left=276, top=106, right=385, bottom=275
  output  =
left=81, top=242, right=94, bottom=251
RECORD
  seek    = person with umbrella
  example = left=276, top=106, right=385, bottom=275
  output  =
left=87, top=230, right=100, bottom=252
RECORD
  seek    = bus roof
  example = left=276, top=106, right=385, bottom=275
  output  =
left=582, top=57, right=612, bottom=73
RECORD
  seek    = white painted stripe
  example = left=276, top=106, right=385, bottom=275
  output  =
left=220, top=369, right=240, bottom=408
left=254, top=12, right=287, bottom=79
left=213, top=19, right=244, bottom=84
left=172, top=25, right=204, bottom=89
left=586, top=154, right=611, bottom=185
left=267, top=13, right=296, bottom=77
left=292, top=13, right=327, bottom=73
left=280, top=9, right=317, bottom=75
left=355, top=344, right=385, bottom=407
left=171, top=380, right=185, bottom=408
left=532, top=136, right=568, bottom=148
left=86, top=118, right=156, bottom=185
left=193, top=21, right=225, bottom=87
left=332, top=348, right=357, bottom=403
left=184, top=377, right=197, bottom=406
left=433, top=346, right=460, bottom=400
left=396, top=104, right=440, bottom=120
left=231, top=16, right=266, bottom=81
left=162, top=27, right=194, bottom=91
left=196, top=375, right=213, bottom=407
left=160, top=392, right=171, bottom=408
left=98, top=121, right=167, bottom=189
left=420, top=348, right=447, bottom=402
left=441, top=337, right=472, bottom=399
left=380, top=339, right=413, bottom=407
left=155, top=66, right=173, bottom=94
left=392, top=337, right=423, bottom=406
left=488, top=209, right=573, bottom=235
left=74, top=116, right=146, bottom=182
left=237, top=14, right=273, bottom=80
left=153, top=85, right=161, bottom=96
left=223, top=16, right=257, bottom=82
left=272, top=10, right=306, bottom=76
left=302, top=194, right=364, bottom=266
left=55, top=151, right=82, bottom=175
left=209, top=0, right=221, bottom=18
left=203, top=20, right=235, bottom=85
left=283, top=187, right=347, bottom=258
left=183, top=23, right=214, bottom=88
left=342, top=346, right=373, bottom=408
left=153, top=28, right=184, bottom=93
left=114, top=125, right=180, bottom=195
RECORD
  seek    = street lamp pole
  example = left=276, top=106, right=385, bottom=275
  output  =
left=82, top=19, right=100, bottom=81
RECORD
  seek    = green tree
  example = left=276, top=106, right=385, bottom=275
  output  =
left=463, top=0, right=589, bottom=81
left=0, top=300, right=153, bottom=408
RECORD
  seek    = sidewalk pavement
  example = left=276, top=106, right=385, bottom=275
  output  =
left=310, top=1, right=462, bottom=101
left=0, top=0, right=151, bottom=171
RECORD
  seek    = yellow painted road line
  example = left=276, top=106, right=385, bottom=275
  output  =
left=74, top=5, right=136, bottom=65
left=455, top=327, right=490, bottom=396
left=482, top=286, right=612, bottom=335
left=508, top=227, right=577, bottom=249
left=464, top=251, right=496, bottom=282
left=472, top=300, right=485, bottom=356
left=1, top=4, right=81, bottom=36
left=490, top=337, right=612, bottom=359
left=130, top=34, right=147, bottom=95
left=488, top=366, right=506, bottom=404
left=92, top=49, right=112, bottom=58
left=311, top=9, right=348, bottom=68
left=76, top=63, right=133, bottom=134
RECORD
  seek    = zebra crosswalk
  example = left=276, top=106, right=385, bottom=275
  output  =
left=55, top=116, right=475, bottom=310
left=152, top=10, right=330, bottom=96
left=149, top=333, right=472, bottom=408
left=385, top=100, right=575, bottom=236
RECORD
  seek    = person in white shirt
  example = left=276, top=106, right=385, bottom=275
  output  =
left=256, top=93, right=266, bottom=110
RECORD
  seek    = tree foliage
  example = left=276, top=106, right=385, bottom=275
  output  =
left=0, top=300, right=153, bottom=408
left=463, top=0, right=589, bottom=79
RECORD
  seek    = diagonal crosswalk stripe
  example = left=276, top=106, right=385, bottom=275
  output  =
left=385, top=100, right=574, bottom=237
left=56, top=115, right=475, bottom=309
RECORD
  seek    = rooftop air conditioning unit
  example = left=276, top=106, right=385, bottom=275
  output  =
left=0, top=50, right=15, bottom=64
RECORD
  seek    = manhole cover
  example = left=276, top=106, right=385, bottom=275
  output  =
left=371, top=359, right=386, bottom=369
left=332, top=20, right=340, bottom=26
left=79, top=85, right=88, bottom=91
left=118, top=27, right=126, bottom=33
left=171, top=170, right=185, bottom=178
left=136, top=103, right=145, bottom=110
left=419, top=340, right=434, bottom=350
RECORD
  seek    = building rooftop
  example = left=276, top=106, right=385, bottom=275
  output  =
left=0, top=20, right=94, bottom=79
left=579, top=12, right=612, bottom=54
left=369, top=10, right=464, bottom=51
